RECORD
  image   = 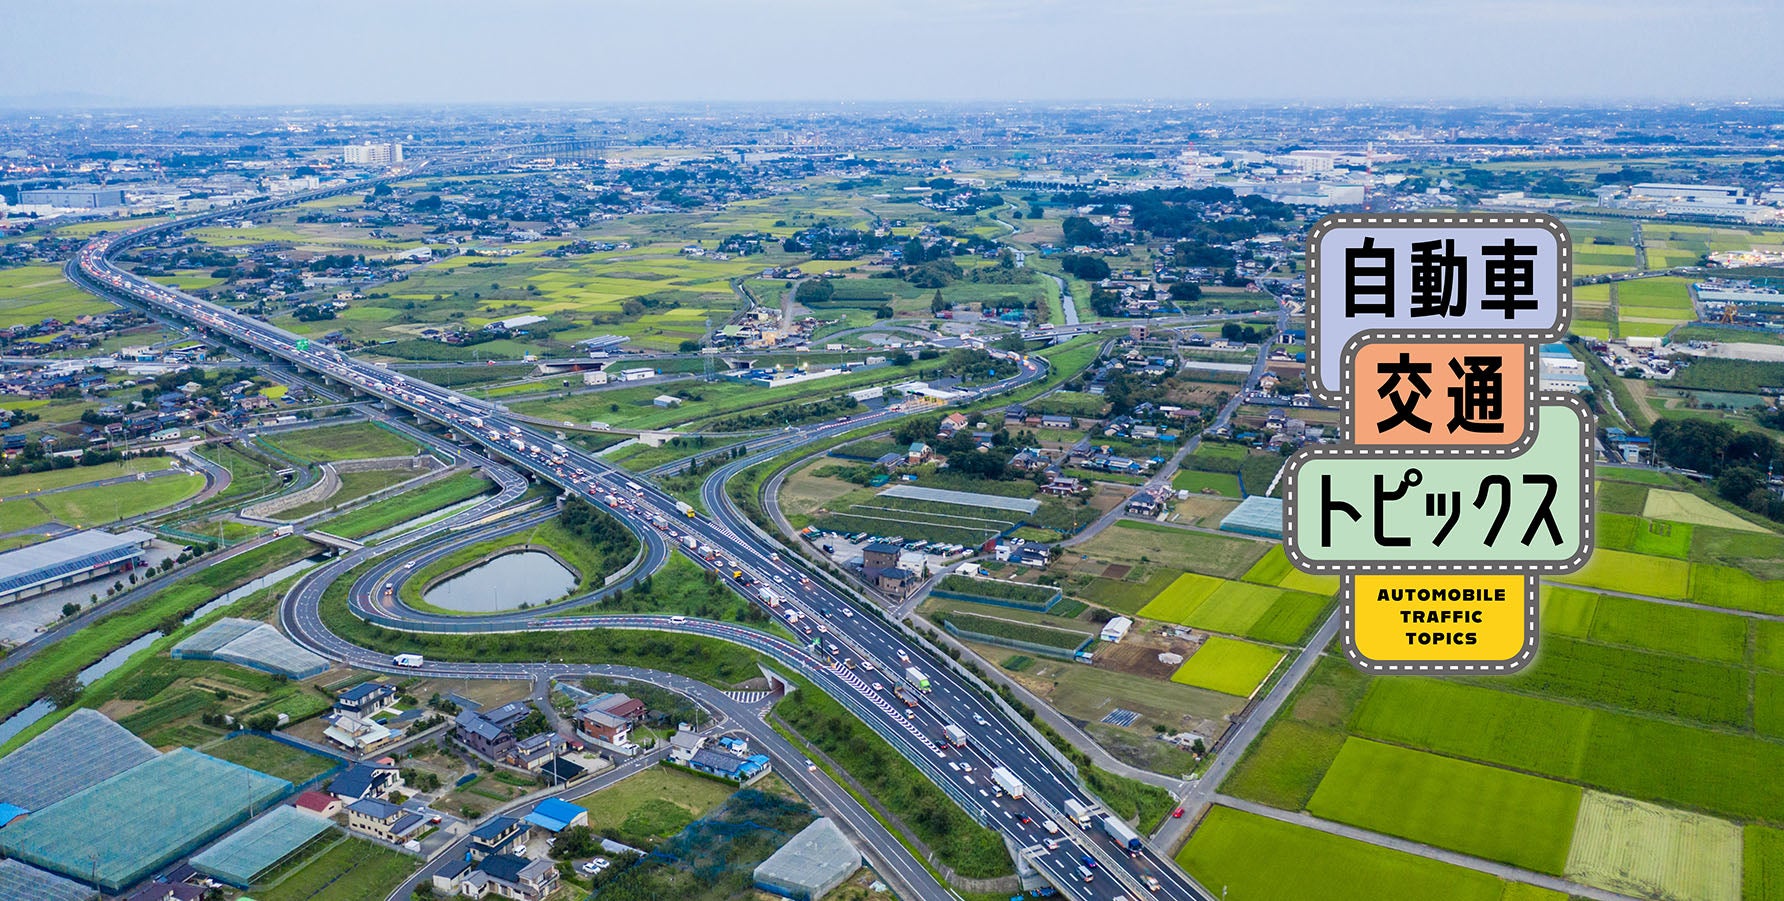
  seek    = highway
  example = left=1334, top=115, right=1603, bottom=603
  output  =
left=71, top=194, right=1212, bottom=901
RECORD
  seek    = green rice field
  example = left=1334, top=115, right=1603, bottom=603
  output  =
left=1170, top=636, right=1283, bottom=697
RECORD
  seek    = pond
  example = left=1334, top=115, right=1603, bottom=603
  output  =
left=421, top=550, right=577, bottom=613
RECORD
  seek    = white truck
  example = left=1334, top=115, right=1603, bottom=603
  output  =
left=550, top=443, right=568, bottom=456
left=942, top=724, right=968, bottom=747
left=990, top=766, right=1026, bottom=800
left=1101, top=814, right=1143, bottom=853
left=1064, top=799, right=1093, bottom=827
left=903, top=667, right=930, bottom=691
left=675, top=500, right=697, bottom=518
left=681, top=535, right=699, bottom=551
left=392, top=653, right=425, bottom=668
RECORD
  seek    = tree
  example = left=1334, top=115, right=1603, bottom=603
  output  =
left=1061, top=216, right=1104, bottom=246
left=45, top=673, right=83, bottom=709
left=930, top=290, right=948, bottom=314
left=875, top=305, right=895, bottom=320
left=61, top=602, right=80, bottom=618
left=551, top=825, right=599, bottom=859
left=891, top=351, right=914, bottom=366
left=678, top=339, right=702, bottom=353
left=1168, top=281, right=1202, bottom=302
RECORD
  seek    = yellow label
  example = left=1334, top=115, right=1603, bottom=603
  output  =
left=1352, top=574, right=1530, bottom=665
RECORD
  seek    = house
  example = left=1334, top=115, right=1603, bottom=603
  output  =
left=323, top=711, right=393, bottom=752
left=1040, top=476, right=1083, bottom=497
left=652, top=394, right=682, bottom=408
left=440, top=853, right=559, bottom=901
left=524, top=797, right=589, bottom=834
left=937, top=413, right=968, bottom=437
left=511, top=731, right=570, bottom=771
left=906, top=441, right=932, bottom=464
left=1039, top=415, right=1073, bottom=429
left=539, top=756, right=587, bottom=786
left=1003, top=406, right=1028, bottom=426
left=579, top=692, right=646, bottom=723
left=346, top=797, right=425, bottom=844
left=994, top=539, right=1051, bottom=568
left=1100, top=616, right=1134, bottom=643
left=860, top=541, right=916, bottom=596
left=576, top=708, right=633, bottom=749
left=687, top=748, right=772, bottom=783
left=470, top=816, right=525, bottom=859
left=291, top=790, right=343, bottom=818
left=1126, top=486, right=1172, bottom=516
left=874, top=452, right=904, bottom=471
left=1010, top=448, right=1051, bottom=472
left=668, top=726, right=707, bottom=764
left=334, top=681, right=398, bottom=716
left=329, top=761, right=403, bottom=802
left=455, top=702, right=531, bottom=761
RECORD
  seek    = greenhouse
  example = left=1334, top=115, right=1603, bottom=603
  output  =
left=190, top=805, right=334, bottom=887
left=0, top=748, right=289, bottom=893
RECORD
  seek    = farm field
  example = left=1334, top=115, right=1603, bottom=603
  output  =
left=0, top=456, right=169, bottom=497
left=573, top=765, right=736, bottom=848
left=321, top=471, right=493, bottom=539
left=1564, top=791, right=1741, bottom=901
left=1307, top=739, right=1582, bottom=875
left=1138, top=574, right=1330, bottom=644
left=1644, top=489, right=1769, bottom=532
left=1170, top=636, right=1283, bottom=697
left=0, top=264, right=117, bottom=326
left=939, top=608, right=1092, bottom=652
left=1170, top=469, right=1240, bottom=497
left=254, top=837, right=417, bottom=901
left=205, top=734, right=338, bottom=784
left=1177, top=806, right=1526, bottom=901
left=1748, top=825, right=1784, bottom=901
left=989, top=639, right=1243, bottom=735
left=1074, top=520, right=1269, bottom=580
left=261, top=422, right=420, bottom=463
left=1551, top=547, right=1691, bottom=598
left=1241, top=545, right=1340, bottom=596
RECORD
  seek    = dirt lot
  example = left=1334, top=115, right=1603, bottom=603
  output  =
left=1094, top=629, right=1203, bottom=681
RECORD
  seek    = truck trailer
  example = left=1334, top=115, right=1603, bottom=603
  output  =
left=1064, top=799, right=1093, bottom=827
left=990, top=766, right=1026, bottom=800
left=904, top=667, right=931, bottom=691
left=1101, top=814, right=1143, bottom=853
left=942, top=724, right=968, bottom=747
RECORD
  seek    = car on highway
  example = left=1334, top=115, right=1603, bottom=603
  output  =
left=870, top=682, right=883, bottom=691
left=1172, top=807, right=1185, bottom=818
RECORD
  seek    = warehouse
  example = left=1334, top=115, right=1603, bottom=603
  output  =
left=753, top=818, right=860, bottom=901
left=0, top=859, right=96, bottom=901
left=18, top=187, right=125, bottom=209
left=0, top=529, right=153, bottom=606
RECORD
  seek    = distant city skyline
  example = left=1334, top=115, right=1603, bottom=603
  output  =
left=1, top=0, right=1779, bottom=108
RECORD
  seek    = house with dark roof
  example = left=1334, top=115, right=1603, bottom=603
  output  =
left=334, top=681, right=397, bottom=716
left=455, top=709, right=517, bottom=761
left=346, top=797, right=424, bottom=844
left=329, top=761, right=402, bottom=802
left=440, top=853, right=558, bottom=901
left=687, top=748, right=772, bottom=784
left=512, top=731, right=569, bottom=771
left=470, top=815, right=524, bottom=859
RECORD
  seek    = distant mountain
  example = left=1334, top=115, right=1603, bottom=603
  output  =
left=0, top=91, right=137, bottom=110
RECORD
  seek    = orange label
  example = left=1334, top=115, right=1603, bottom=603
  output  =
left=1350, top=342, right=1527, bottom=446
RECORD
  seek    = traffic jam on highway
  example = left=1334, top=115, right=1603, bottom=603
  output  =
left=79, top=228, right=1193, bottom=901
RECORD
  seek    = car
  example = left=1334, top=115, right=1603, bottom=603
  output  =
left=580, top=861, right=599, bottom=875
left=1020, top=816, right=1032, bottom=825
left=958, top=762, right=972, bottom=772
left=805, top=759, right=817, bottom=771
left=1172, top=807, right=1185, bottom=818
left=837, top=416, right=849, bottom=422
left=1045, top=838, right=1060, bottom=851
left=593, top=858, right=611, bottom=870
left=513, top=844, right=527, bottom=856
left=403, top=561, right=415, bottom=569
left=670, top=615, right=687, bottom=624
left=871, top=682, right=883, bottom=691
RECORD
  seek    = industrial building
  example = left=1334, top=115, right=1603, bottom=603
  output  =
left=0, top=859, right=96, bottom=901
left=753, top=817, right=860, bottom=901
left=0, top=528, right=153, bottom=606
left=18, top=187, right=125, bottom=208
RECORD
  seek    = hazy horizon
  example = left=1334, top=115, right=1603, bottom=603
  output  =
left=3, top=0, right=1779, bottom=108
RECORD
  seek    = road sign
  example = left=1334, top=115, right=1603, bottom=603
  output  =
left=1286, top=213, right=1592, bottom=672
left=295, top=338, right=310, bottom=351
left=1305, top=214, right=1572, bottom=400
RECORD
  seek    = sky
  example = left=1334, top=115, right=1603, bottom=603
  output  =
left=2, top=0, right=1778, bottom=107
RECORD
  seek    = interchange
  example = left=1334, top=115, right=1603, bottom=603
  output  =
left=70, top=184, right=1217, bottom=901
